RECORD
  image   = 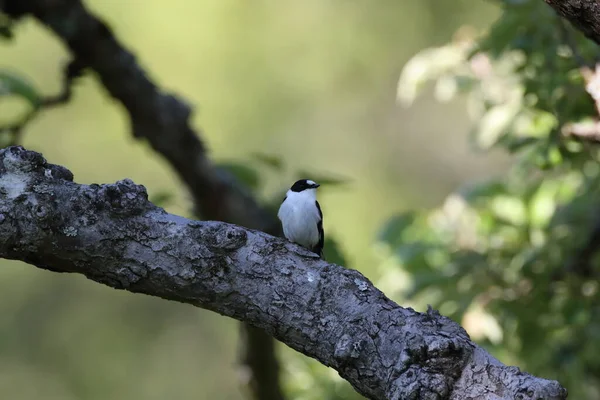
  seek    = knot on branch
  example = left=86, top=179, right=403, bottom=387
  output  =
left=0, top=146, right=73, bottom=200
left=383, top=308, right=474, bottom=400
left=387, top=337, right=459, bottom=400
left=97, top=178, right=150, bottom=216
left=334, top=333, right=364, bottom=361
left=205, top=223, right=248, bottom=250
left=499, top=366, right=568, bottom=400
left=0, top=146, right=73, bottom=181
left=1, top=146, right=45, bottom=173
left=388, top=366, right=450, bottom=400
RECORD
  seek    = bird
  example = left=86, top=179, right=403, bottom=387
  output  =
left=277, top=179, right=324, bottom=257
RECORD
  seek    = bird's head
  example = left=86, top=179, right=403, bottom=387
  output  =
left=289, top=179, right=320, bottom=193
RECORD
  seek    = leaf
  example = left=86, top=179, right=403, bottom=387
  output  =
left=406, top=270, right=459, bottom=298
left=264, top=189, right=288, bottom=216
left=296, top=171, right=350, bottom=187
left=0, top=15, right=12, bottom=40
left=469, top=104, right=518, bottom=150
left=490, top=195, right=527, bottom=226
left=251, top=152, right=283, bottom=170
left=323, top=237, right=348, bottom=267
left=0, top=25, right=12, bottom=40
left=459, top=181, right=508, bottom=204
left=395, top=243, right=438, bottom=270
left=0, top=70, right=42, bottom=108
left=397, top=44, right=467, bottom=105
left=217, top=162, right=260, bottom=190
left=378, top=212, right=418, bottom=246
left=498, top=135, right=539, bottom=153
left=149, top=191, right=175, bottom=208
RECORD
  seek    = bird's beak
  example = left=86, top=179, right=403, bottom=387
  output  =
left=314, top=183, right=320, bottom=188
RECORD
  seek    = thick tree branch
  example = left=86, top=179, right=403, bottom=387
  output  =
left=0, top=146, right=567, bottom=400
left=544, top=0, right=600, bottom=46
left=1, top=1, right=283, bottom=398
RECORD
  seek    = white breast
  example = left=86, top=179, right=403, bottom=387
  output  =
left=277, top=189, right=320, bottom=249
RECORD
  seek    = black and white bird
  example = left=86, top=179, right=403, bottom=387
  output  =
left=277, top=179, right=324, bottom=257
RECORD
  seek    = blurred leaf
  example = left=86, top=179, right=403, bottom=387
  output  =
left=323, top=237, right=348, bottom=266
left=397, top=44, right=468, bottom=105
left=217, top=162, right=260, bottom=190
left=434, top=75, right=459, bottom=102
left=490, top=195, right=527, bottom=226
left=0, top=130, right=15, bottom=148
left=0, top=15, right=12, bottom=40
left=459, top=181, right=508, bottom=203
left=0, top=25, right=12, bottom=40
left=498, top=135, right=539, bottom=153
left=395, top=242, right=438, bottom=269
left=470, top=104, right=518, bottom=150
left=296, top=171, right=350, bottom=187
left=264, top=189, right=288, bottom=216
left=406, top=270, right=460, bottom=299
left=0, top=70, right=42, bottom=108
left=149, top=191, right=175, bottom=208
left=378, top=212, right=417, bottom=246
left=382, top=1, right=600, bottom=397
left=251, top=152, right=283, bottom=170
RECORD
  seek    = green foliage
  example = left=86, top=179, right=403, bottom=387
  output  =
left=149, top=191, right=176, bottom=208
left=0, top=13, right=13, bottom=40
left=218, top=161, right=263, bottom=190
left=250, top=152, right=284, bottom=170
left=388, top=0, right=600, bottom=397
left=0, top=70, right=41, bottom=107
left=296, top=171, right=350, bottom=187
left=0, top=0, right=502, bottom=398
left=218, top=152, right=350, bottom=201
left=0, top=69, right=42, bottom=145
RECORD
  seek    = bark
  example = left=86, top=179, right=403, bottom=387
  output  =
left=1, top=0, right=283, bottom=398
left=0, top=146, right=567, bottom=400
left=544, top=0, right=600, bottom=46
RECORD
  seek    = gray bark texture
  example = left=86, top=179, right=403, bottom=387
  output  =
left=0, top=1, right=284, bottom=398
left=544, top=0, right=600, bottom=46
left=0, top=146, right=568, bottom=400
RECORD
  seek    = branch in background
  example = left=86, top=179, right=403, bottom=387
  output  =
left=0, top=59, right=85, bottom=145
left=1, top=1, right=283, bottom=398
left=2, top=0, right=278, bottom=231
left=0, top=146, right=568, bottom=400
left=562, top=120, right=600, bottom=142
left=239, top=325, right=285, bottom=400
left=544, top=0, right=600, bottom=46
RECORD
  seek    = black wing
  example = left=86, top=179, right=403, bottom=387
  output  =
left=313, top=200, right=324, bottom=258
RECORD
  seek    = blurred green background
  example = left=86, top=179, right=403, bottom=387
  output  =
left=2, top=0, right=568, bottom=399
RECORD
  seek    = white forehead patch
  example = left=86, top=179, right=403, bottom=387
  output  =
left=306, top=180, right=316, bottom=186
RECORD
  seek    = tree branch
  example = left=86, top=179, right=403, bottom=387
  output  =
left=544, top=0, right=600, bottom=46
left=2, top=0, right=278, bottom=231
left=0, top=146, right=567, bottom=400
left=1, top=1, right=283, bottom=398
left=0, top=59, right=85, bottom=145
